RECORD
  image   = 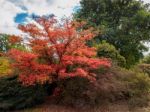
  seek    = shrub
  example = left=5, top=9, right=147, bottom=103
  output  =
left=0, top=57, right=12, bottom=76
left=128, top=96, right=149, bottom=107
left=57, top=66, right=150, bottom=108
left=56, top=77, right=90, bottom=107
left=56, top=67, right=126, bottom=107
left=111, top=66, right=150, bottom=107
left=0, top=75, right=47, bottom=111
left=134, top=64, right=150, bottom=76
left=96, top=41, right=126, bottom=67
left=125, top=73, right=150, bottom=96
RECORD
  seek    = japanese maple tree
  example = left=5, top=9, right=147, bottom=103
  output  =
left=9, top=17, right=111, bottom=86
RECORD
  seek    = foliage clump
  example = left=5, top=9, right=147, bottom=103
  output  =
left=74, top=0, right=150, bottom=68
left=111, top=66, right=150, bottom=107
left=0, top=57, right=12, bottom=76
left=96, top=41, right=126, bottom=67
left=55, top=66, right=150, bottom=108
left=0, top=76, right=47, bottom=111
left=0, top=34, right=10, bottom=52
left=0, top=34, right=25, bottom=53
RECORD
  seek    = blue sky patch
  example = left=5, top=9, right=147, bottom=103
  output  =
left=73, top=5, right=81, bottom=12
left=14, top=13, right=28, bottom=24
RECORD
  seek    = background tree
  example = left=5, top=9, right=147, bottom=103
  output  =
left=0, top=34, right=10, bottom=53
left=74, top=0, right=150, bottom=68
left=0, top=34, right=25, bottom=54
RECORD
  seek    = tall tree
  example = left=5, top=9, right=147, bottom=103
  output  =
left=74, top=0, right=150, bottom=68
left=8, top=17, right=111, bottom=86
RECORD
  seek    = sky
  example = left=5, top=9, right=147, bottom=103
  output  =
left=0, top=0, right=150, bottom=54
left=0, top=0, right=80, bottom=35
left=0, top=0, right=149, bottom=35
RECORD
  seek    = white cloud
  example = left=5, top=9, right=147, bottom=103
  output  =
left=0, top=0, right=80, bottom=35
left=0, top=0, right=25, bottom=34
left=0, top=0, right=149, bottom=35
left=9, top=0, right=80, bottom=17
left=144, top=0, right=150, bottom=3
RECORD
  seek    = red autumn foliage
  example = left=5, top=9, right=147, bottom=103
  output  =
left=8, top=17, right=111, bottom=86
left=8, top=49, right=52, bottom=85
left=8, top=35, right=22, bottom=45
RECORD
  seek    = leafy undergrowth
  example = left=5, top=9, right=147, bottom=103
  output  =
left=14, top=66, right=150, bottom=112
left=15, top=98, right=150, bottom=112
left=0, top=76, right=47, bottom=111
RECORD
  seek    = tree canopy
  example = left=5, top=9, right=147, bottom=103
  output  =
left=74, top=0, right=150, bottom=68
left=8, top=17, right=111, bottom=86
left=96, top=41, right=126, bottom=67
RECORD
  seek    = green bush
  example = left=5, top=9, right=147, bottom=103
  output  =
left=0, top=57, right=12, bottom=76
left=111, top=66, right=150, bottom=107
left=0, top=75, right=47, bottom=111
left=125, top=73, right=150, bottom=96
left=96, top=41, right=126, bottom=67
